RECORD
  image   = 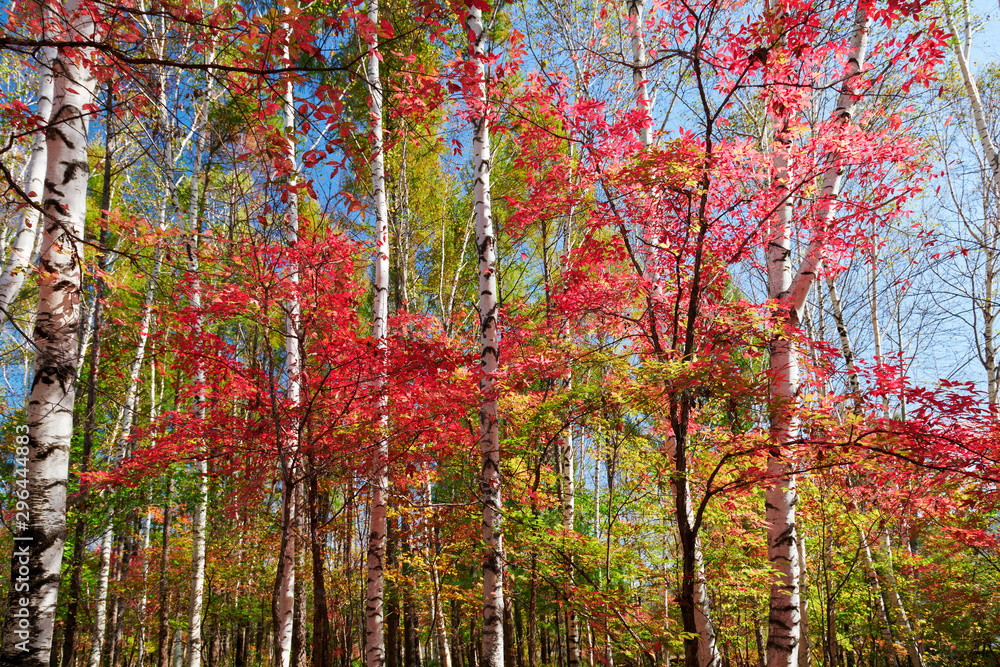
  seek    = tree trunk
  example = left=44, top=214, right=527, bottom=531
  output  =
left=560, top=424, right=580, bottom=667
left=0, top=35, right=55, bottom=314
left=754, top=620, right=765, bottom=667
left=293, top=532, right=308, bottom=667
left=943, top=2, right=1000, bottom=192
left=138, top=507, right=154, bottom=667
left=403, top=527, right=422, bottom=667
left=858, top=530, right=897, bottom=667
left=426, top=481, right=453, bottom=667
left=88, top=527, right=116, bottom=667
left=0, top=3, right=97, bottom=665
left=275, top=16, right=303, bottom=667
left=764, top=110, right=802, bottom=667
left=466, top=8, right=505, bottom=667
left=310, top=471, right=332, bottom=667
left=110, top=538, right=130, bottom=667
left=797, top=539, right=810, bottom=667
left=387, top=519, right=401, bottom=667
left=765, top=9, right=870, bottom=667
left=666, top=434, right=718, bottom=667
left=158, top=478, right=174, bottom=667
left=274, top=480, right=297, bottom=667
left=626, top=0, right=651, bottom=148
left=873, top=529, right=923, bottom=667
left=184, top=77, right=212, bottom=667
left=825, top=279, right=861, bottom=399
left=364, top=3, right=391, bottom=667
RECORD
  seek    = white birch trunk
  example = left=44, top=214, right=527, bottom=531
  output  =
left=858, top=530, right=897, bottom=666
left=275, top=486, right=297, bottom=667
left=426, top=479, right=453, bottom=667
left=784, top=8, right=871, bottom=315
left=87, top=526, right=115, bottom=667
left=137, top=358, right=157, bottom=667
left=875, top=529, right=924, bottom=667
left=274, top=18, right=303, bottom=667
left=0, top=42, right=57, bottom=315
left=138, top=506, right=153, bottom=667
left=626, top=0, right=664, bottom=294
left=943, top=4, right=1000, bottom=192
left=766, top=10, right=870, bottom=666
left=984, top=229, right=997, bottom=408
left=365, top=2, right=391, bottom=667
left=627, top=0, right=651, bottom=147
left=765, top=110, right=802, bottom=667
left=184, top=65, right=213, bottom=667
left=467, top=7, right=505, bottom=667
left=824, top=279, right=862, bottom=398
left=0, top=2, right=96, bottom=665
left=559, top=177, right=580, bottom=667
left=561, top=422, right=580, bottom=667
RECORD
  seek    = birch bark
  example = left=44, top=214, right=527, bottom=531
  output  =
left=558, top=148, right=580, bottom=667
left=365, top=2, right=391, bottom=667
left=274, top=15, right=303, bottom=666
left=943, top=2, right=1000, bottom=192
left=858, top=530, right=898, bottom=666
left=765, top=8, right=869, bottom=666
left=560, top=423, right=580, bottom=667
left=873, top=529, right=924, bottom=667
left=0, top=1, right=96, bottom=665
left=466, top=6, right=505, bottom=667
left=0, top=40, right=56, bottom=315
left=183, top=64, right=213, bottom=667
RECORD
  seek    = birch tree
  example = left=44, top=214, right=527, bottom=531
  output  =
left=765, top=7, right=870, bottom=666
left=365, top=1, right=391, bottom=666
left=0, top=1, right=97, bottom=665
left=274, top=10, right=303, bottom=666
left=182, top=52, right=214, bottom=667
left=466, top=5, right=504, bottom=667
left=943, top=0, right=1000, bottom=192
left=0, top=38, right=55, bottom=316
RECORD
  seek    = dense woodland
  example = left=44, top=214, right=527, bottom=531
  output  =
left=1, top=0, right=1000, bottom=666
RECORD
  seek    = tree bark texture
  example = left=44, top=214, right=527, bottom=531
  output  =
left=0, top=36, right=56, bottom=315
left=765, top=8, right=869, bottom=667
left=0, top=3, right=96, bottom=665
left=365, top=2, right=391, bottom=667
left=466, top=6, right=505, bottom=667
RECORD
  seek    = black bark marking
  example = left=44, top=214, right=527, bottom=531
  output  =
left=45, top=124, right=75, bottom=151
left=43, top=198, right=69, bottom=216
left=60, top=160, right=88, bottom=185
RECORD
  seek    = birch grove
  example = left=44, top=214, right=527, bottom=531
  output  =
left=0, top=1, right=999, bottom=667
